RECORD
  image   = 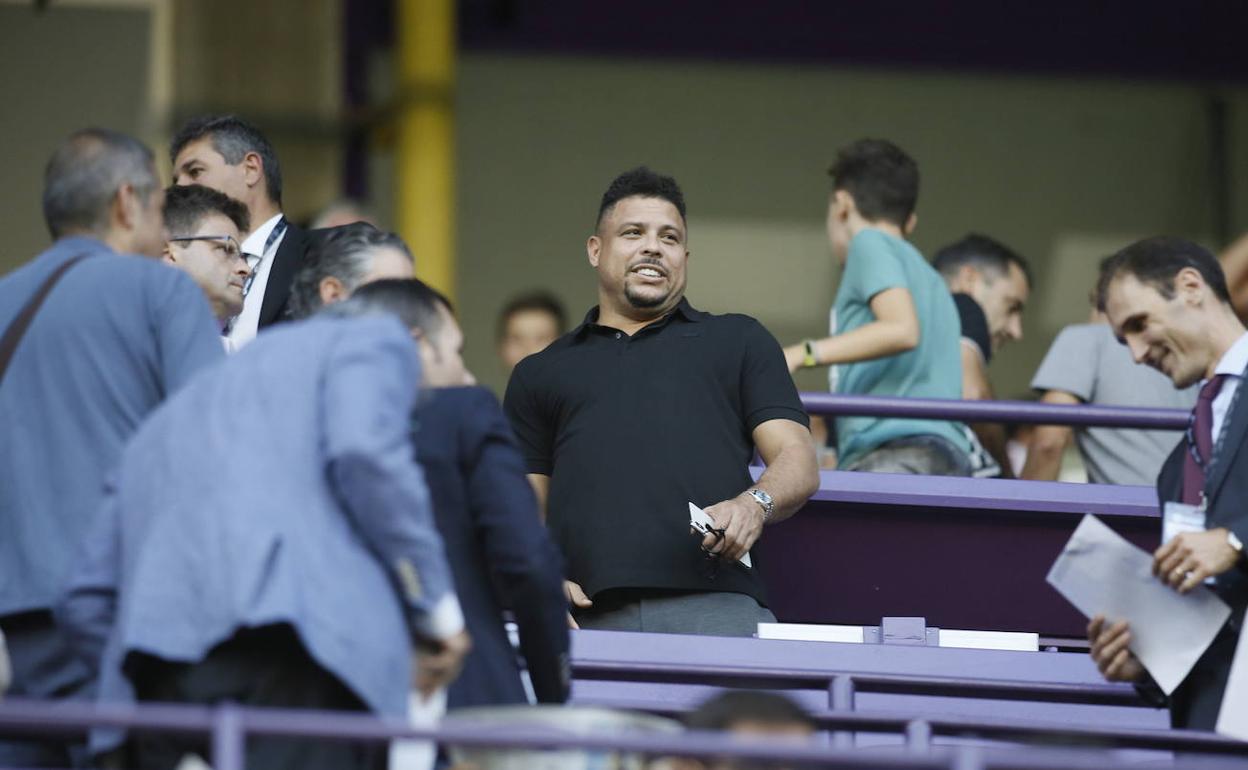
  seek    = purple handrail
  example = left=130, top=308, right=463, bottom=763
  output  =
left=801, top=393, right=1190, bottom=430
left=1, top=698, right=1245, bottom=770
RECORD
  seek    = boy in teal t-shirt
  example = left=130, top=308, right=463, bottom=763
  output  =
left=784, top=139, right=971, bottom=474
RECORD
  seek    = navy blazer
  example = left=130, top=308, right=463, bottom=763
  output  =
left=414, top=387, right=570, bottom=708
left=1155, top=370, right=1248, bottom=729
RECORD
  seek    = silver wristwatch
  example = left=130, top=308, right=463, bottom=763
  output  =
left=747, top=488, right=774, bottom=522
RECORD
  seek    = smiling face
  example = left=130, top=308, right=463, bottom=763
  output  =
left=587, top=195, right=689, bottom=320
left=964, top=262, right=1029, bottom=353
left=1103, top=271, right=1214, bottom=388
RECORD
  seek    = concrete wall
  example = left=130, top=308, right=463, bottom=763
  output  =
left=450, top=54, right=1248, bottom=399
left=4, top=12, right=1248, bottom=404
left=0, top=4, right=150, bottom=269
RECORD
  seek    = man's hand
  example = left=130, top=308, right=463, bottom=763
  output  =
left=1153, top=528, right=1239, bottom=593
left=1088, top=615, right=1145, bottom=683
left=564, top=580, right=592, bottom=629
left=413, top=629, right=471, bottom=699
left=701, top=493, right=765, bottom=562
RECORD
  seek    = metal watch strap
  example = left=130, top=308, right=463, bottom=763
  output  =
left=748, top=488, right=774, bottom=522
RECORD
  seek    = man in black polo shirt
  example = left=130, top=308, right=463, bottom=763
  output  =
left=932, top=233, right=1031, bottom=477
left=504, top=167, right=819, bottom=636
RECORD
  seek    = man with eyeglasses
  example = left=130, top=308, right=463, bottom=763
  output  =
left=161, top=184, right=251, bottom=328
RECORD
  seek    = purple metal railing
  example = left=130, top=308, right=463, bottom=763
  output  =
left=800, top=393, right=1189, bottom=430
left=0, top=698, right=1245, bottom=770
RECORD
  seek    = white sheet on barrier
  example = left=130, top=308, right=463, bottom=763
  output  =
left=1046, top=514, right=1230, bottom=695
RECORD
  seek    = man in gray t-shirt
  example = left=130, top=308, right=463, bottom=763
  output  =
left=1023, top=322, right=1195, bottom=485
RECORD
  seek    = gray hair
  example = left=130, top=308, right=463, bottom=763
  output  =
left=288, top=222, right=414, bottom=319
left=42, top=128, right=158, bottom=239
left=170, top=114, right=283, bottom=205
left=318, top=278, right=452, bottom=337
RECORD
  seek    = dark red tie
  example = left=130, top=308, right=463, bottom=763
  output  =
left=1182, top=374, right=1229, bottom=504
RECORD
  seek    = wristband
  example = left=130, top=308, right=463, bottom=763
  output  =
left=802, top=339, right=817, bottom=369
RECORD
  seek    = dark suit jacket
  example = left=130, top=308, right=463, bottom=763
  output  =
left=414, top=386, right=570, bottom=708
left=257, top=221, right=310, bottom=329
left=1156, top=373, right=1248, bottom=729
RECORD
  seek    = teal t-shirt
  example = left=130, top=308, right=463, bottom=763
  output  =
left=829, top=228, right=970, bottom=466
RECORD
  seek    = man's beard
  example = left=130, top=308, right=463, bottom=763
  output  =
left=625, top=283, right=671, bottom=309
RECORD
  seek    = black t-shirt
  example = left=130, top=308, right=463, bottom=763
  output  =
left=953, top=292, right=992, bottom=364
left=503, top=298, right=808, bottom=606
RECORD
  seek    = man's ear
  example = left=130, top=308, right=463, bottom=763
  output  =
left=318, top=276, right=347, bottom=306
left=904, top=211, right=918, bottom=236
left=832, top=189, right=854, bottom=220
left=161, top=243, right=176, bottom=265
left=113, top=183, right=138, bottom=232
left=242, top=151, right=265, bottom=192
left=586, top=235, right=602, bottom=268
left=954, top=263, right=979, bottom=293
left=1175, top=266, right=1207, bottom=304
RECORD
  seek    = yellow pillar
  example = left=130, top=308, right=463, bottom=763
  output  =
left=395, top=0, right=456, bottom=300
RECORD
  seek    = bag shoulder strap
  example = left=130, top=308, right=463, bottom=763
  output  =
left=0, top=254, right=90, bottom=385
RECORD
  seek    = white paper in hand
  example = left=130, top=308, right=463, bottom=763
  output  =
left=689, top=502, right=752, bottom=568
left=1046, top=514, right=1230, bottom=695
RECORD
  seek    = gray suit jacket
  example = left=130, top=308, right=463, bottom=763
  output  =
left=61, top=315, right=462, bottom=727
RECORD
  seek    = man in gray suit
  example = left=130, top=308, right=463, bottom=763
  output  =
left=60, top=283, right=471, bottom=770
left=0, top=129, right=223, bottom=768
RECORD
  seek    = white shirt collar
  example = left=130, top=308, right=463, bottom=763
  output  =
left=240, top=213, right=285, bottom=258
left=1214, top=330, right=1248, bottom=379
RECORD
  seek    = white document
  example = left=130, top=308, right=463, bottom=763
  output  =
left=1217, top=620, right=1248, bottom=740
left=389, top=689, right=446, bottom=770
left=1046, top=514, right=1230, bottom=695
left=689, top=502, right=751, bottom=568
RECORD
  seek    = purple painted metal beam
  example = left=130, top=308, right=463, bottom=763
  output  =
left=747, top=472, right=1162, bottom=635
left=800, top=393, right=1189, bottom=430
left=0, top=699, right=1243, bottom=766
left=793, top=470, right=1160, bottom=519
left=571, top=658, right=1140, bottom=706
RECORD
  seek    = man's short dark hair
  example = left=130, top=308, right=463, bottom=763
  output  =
left=597, top=166, right=686, bottom=228
left=1095, top=236, right=1231, bottom=312
left=827, top=138, right=919, bottom=229
left=933, top=233, right=1032, bottom=288
left=171, top=114, right=283, bottom=205
left=288, top=223, right=414, bottom=319
left=684, top=690, right=813, bottom=732
left=162, top=184, right=250, bottom=239
left=42, top=128, right=158, bottom=239
left=322, top=278, right=453, bottom=337
left=496, top=291, right=567, bottom=341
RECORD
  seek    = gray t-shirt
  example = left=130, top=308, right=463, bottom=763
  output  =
left=1031, top=323, right=1195, bottom=486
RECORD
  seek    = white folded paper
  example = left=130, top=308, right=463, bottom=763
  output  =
left=689, top=502, right=751, bottom=568
left=1046, top=514, right=1230, bottom=695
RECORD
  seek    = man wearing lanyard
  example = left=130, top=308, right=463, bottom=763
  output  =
left=170, top=115, right=311, bottom=349
left=1088, top=236, right=1248, bottom=730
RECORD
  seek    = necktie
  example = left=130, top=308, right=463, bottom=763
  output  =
left=1181, top=374, right=1229, bottom=504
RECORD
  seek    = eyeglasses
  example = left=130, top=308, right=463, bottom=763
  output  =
left=168, top=234, right=242, bottom=260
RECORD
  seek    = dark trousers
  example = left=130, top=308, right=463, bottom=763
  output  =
left=124, top=624, right=383, bottom=770
left=1171, top=621, right=1239, bottom=730
left=0, top=610, right=92, bottom=768
left=574, top=589, right=775, bottom=636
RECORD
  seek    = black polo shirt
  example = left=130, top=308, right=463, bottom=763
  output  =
left=503, top=297, right=808, bottom=606
left=953, top=292, right=992, bottom=364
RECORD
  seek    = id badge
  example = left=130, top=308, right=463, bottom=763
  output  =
left=1162, top=501, right=1207, bottom=544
